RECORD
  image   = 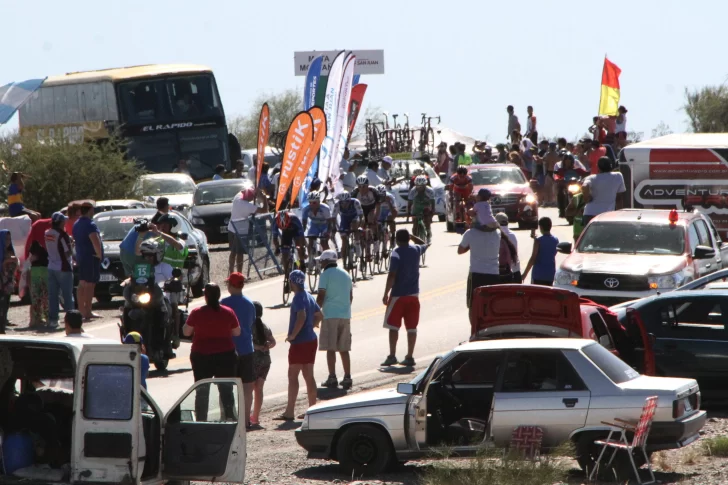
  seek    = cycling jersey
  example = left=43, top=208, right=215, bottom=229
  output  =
left=352, top=186, right=380, bottom=208
left=450, top=174, right=473, bottom=198
left=273, top=214, right=304, bottom=245
left=334, top=199, right=364, bottom=233
left=378, top=193, right=397, bottom=222
left=302, top=204, right=332, bottom=238
left=408, top=187, right=436, bottom=216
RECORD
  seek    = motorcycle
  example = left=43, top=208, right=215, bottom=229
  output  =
left=555, top=171, right=583, bottom=221
left=564, top=174, right=583, bottom=225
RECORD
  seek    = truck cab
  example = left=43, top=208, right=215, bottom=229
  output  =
left=0, top=337, right=246, bottom=484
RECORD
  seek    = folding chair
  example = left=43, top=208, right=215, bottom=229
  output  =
left=589, top=395, right=658, bottom=484
left=510, top=425, right=544, bottom=459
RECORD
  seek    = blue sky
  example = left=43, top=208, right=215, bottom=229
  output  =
left=2, top=0, right=724, bottom=144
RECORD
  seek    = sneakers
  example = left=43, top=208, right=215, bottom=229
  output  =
left=399, top=356, right=416, bottom=367
left=341, top=376, right=353, bottom=390
left=381, top=355, right=398, bottom=366
left=321, top=375, right=338, bottom=388
left=172, top=335, right=181, bottom=349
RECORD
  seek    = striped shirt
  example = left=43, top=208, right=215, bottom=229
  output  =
left=45, top=228, right=73, bottom=272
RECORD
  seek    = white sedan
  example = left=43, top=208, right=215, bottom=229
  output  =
left=386, top=161, right=446, bottom=220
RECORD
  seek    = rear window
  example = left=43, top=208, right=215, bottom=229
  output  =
left=577, top=221, right=685, bottom=255
left=582, top=342, right=639, bottom=383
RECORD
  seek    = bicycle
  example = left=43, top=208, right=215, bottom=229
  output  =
left=376, top=219, right=392, bottom=273
left=419, top=113, right=441, bottom=155
left=306, top=236, right=322, bottom=292
left=412, top=215, right=428, bottom=267
left=280, top=245, right=300, bottom=305
left=339, top=230, right=359, bottom=282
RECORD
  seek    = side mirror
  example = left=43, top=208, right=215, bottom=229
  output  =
left=557, top=241, right=573, bottom=254
left=397, top=383, right=416, bottom=395
left=694, top=245, right=716, bottom=259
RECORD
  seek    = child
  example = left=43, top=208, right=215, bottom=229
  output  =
left=123, top=332, right=150, bottom=389
left=522, top=217, right=559, bottom=286
left=250, top=301, right=276, bottom=427
left=468, top=188, right=499, bottom=231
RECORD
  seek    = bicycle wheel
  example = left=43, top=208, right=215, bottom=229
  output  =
left=415, top=219, right=428, bottom=267
left=282, top=275, right=291, bottom=304
left=349, top=245, right=359, bottom=281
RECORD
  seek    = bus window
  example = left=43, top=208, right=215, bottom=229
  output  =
left=118, top=80, right=164, bottom=123
left=167, top=76, right=221, bottom=119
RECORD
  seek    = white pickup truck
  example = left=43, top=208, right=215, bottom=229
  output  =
left=0, top=336, right=246, bottom=485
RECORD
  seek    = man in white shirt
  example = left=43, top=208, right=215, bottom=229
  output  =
left=377, top=156, right=394, bottom=186
left=496, top=213, right=521, bottom=282
left=365, top=161, right=383, bottom=187
left=525, top=106, right=538, bottom=145
left=64, top=310, right=93, bottom=338
left=341, top=156, right=358, bottom=192
left=457, top=226, right=501, bottom=309
left=582, top=157, right=626, bottom=227
left=228, top=187, right=269, bottom=275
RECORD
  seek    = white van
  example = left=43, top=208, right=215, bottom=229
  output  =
left=0, top=336, right=246, bottom=484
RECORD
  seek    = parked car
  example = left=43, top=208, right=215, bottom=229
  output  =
left=0, top=336, right=246, bottom=484
left=132, top=173, right=197, bottom=212
left=387, top=160, right=446, bottom=221
left=92, top=209, right=210, bottom=301
left=189, top=178, right=254, bottom=244
left=445, top=164, right=539, bottom=231
left=611, top=290, right=728, bottom=399
left=240, top=147, right=281, bottom=172
left=676, top=267, right=728, bottom=291
left=296, top=338, right=704, bottom=476
left=554, top=209, right=725, bottom=305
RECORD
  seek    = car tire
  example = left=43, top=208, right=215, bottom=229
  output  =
left=336, top=424, right=394, bottom=476
left=574, top=433, right=649, bottom=481
left=438, top=214, right=446, bottom=222
left=191, top=258, right=210, bottom=298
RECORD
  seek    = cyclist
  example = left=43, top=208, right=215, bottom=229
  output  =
left=408, top=175, right=436, bottom=243
left=273, top=211, right=307, bottom=273
left=376, top=184, right=398, bottom=249
left=301, top=191, right=333, bottom=264
left=351, top=176, right=381, bottom=263
left=408, top=167, right=431, bottom=189
left=449, top=166, right=474, bottom=223
left=332, top=192, right=364, bottom=269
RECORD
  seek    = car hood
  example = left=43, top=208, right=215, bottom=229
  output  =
left=306, top=388, right=408, bottom=414
left=191, top=203, right=233, bottom=218
left=473, top=183, right=531, bottom=196
left=619, top=375, right=698, bottom=396
left=562, top=253, right=686, bottom=275
left=145, top=193, right=194, bottom=208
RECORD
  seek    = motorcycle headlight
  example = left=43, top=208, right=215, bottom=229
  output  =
left=568, top=184, right=581, bottom=194
left=522, top=194, right=537, bottom=204
left=648, top=272, right=685, bottom=290
left=132, top=293, right=151, bottom=305
left=555, top=270, right=579, bottom=286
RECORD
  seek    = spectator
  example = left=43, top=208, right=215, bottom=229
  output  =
left=506, top=105, right=520, bottom=141
left=510, top=130, right=522, bottom=145
left=277, top=270, right=322, bottom=421
left=151, top=197, right=170, bottom=224
left=173, top=159, right=191, bottom=176
left=522, top=217, right=559, bottom=286
left=221, top=272, right=256, bottom=427
left=45, top=212, right=75, bottom=328
left=525, top=106, right=538, bottom=144
left=72, top=201, right=103, bottom=321
left=496, top=213, right=521, bottom=282
left=24, top=217, right=52, bottom=263
left=316, top=250, right=354, bottom=390
left=365, top=161, right=383, bottom=186
left=435, top=143, right=450, bottom=175
left=123, top=332, right=149, bottom=389
left=248, top=155, right=258, bottom=181
left=508, top=150, right=523, bottom=171
left=582, top=157, right=626, bottom=226
left=499, top=228, right=518, bottom=282
left=381, top=229, right=428, bottom=367
left=615, top=106, right=628, bottom=149
left=228, top=187, right=269, bottom=276
left=258, top=162, right=274, bottom=197
left=457, top=220, right=500, bottom=307
left=64, top=310, right=92, bottom=337
left=341, top=152, right=358, bottom=192
left=234, top=160, right=246, bottom=179
left=0, top=230, right=17, bottom=334
left=378, top=156, right=394, bottom=186
left=447, top=144, right=459, bottom=174
left=182, top=283, right=239, bottom=421
left=521, top=145, right=535, bottom=179
left=212, top=164, right=225, bottom=180
left=28, top=239, right=49, bottom=328
left=250, top=301, right=275, bottom=427
left=7, top=172, right=40, bottom=220
left=456, top=143, right=472, bottom=166
left=538, top=139, right=549, bottom=157
left=542, top=143, right=560, bottom=207
left=495, top=144, right=508, bottom=163
left=587, top=139, right=608, bottom=175
left=65, top=201, right=82, bottom=235
left=589, top=117, right=607, bottom=144
left=557, top=137, right=568, bottom=151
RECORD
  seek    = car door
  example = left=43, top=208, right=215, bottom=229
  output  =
left=687, top=222, right=711, bottom=279
left=72, top=345, right=143, bottom=484
left=491, top=350, right=591, bottom=449
left=162, top=378, right=246, bottom=483
left=696, top=219, right=722, bottom=274
left=407, top=356, right=443, bottom=451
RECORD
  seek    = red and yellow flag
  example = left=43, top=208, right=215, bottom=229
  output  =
left=598, top=58, right=621, bottom=116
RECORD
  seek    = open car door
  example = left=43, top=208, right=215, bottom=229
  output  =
left=72, top=344, right=142, bottom=484
left=162, top=378, right=246, bottom=483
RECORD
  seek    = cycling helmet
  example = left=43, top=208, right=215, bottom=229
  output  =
left=413, top=168, right=424, bottom=176
left=308, top=191, right=321, bottom=202
left=376, top=185, right=387, bottom=196
left=356, top=175, right=369, bottom=186
left=456, top=166, right=468, bottom=175
left=337, top=191, right=351, bottom=201
left=275, top=211, right=291, bottom=229
left=415, top=175, right=428, bottom=186
left=139, top=240, right=163, bottom=262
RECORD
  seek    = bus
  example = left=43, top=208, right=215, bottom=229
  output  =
left=18, top=64, right=240, bottom=179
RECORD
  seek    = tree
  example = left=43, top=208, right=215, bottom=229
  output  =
left=651, top=121, right=673, bottom=139
left=227, top=89, right=303, bottom=149
left=684, top=85, right=728, bottom=132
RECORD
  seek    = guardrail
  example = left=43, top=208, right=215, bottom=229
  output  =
left=230, top=213, right=283, bottom=280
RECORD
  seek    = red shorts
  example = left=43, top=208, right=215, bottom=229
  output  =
left=288, top=338, right=318, bottom=365
left=383, top=296, right=420, bottom=334
left=453, top=187, right=470, bottom=199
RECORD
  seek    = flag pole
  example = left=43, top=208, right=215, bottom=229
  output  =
left=597, top=54, right=606, bottom=117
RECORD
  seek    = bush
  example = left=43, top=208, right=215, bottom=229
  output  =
left=0, top=134, right=143, bottom=217
left=702, top=437, right=728, bottom=457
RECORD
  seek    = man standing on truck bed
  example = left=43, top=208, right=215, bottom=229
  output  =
left=581, top=157, right=626, bottom=227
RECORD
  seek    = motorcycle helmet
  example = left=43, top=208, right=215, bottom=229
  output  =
left=356, top=175, right=369, bottom=186
left=139, top=239, right=163, bottom=264
left=415, top=175, right=428, bottom=186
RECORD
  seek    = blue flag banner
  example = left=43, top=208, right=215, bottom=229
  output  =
left=353, top=74, right=361, bottom=86
left=0, top=78, right=46, bottom=124
left=301, top=57, right=323, bottom=209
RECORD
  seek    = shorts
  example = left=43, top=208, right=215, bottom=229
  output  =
left=235, top=353, right=256, bottom=383
left=306, top=223, right=329, bottom=239
left=318, top=318, right=352, bottom=352
left=288, top=338, right=318, bottom=365
left=228, top=231, right=247, bottom=255
left=362, top=204, right=377, bottom=221
left=253, top=351, right=272, bottom=380
left=467, top=272, right=501, bottom=308
left=281, top=219, right=305, bottom=246
left=339, top=215, right=358, bottom=233
left=453, top=187, right=470, bottom=199
left=383, top=296, right=420, bottom=334
left=78, top=257, right=101, bottom=284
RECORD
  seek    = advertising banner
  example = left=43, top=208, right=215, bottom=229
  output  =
left=256, top=103, right=270, bottom=187
left=301, top=57, right=323, bottom=209
left=276, top=111, right=314, bottom=211
left=317, top=51, right=346, bottom=185
left=291, top=107, right=327, bottom=205
left=346, top=84, right=367, bottom=145
left=304, top=56, right=322, bottom=111
left=293, top=50, right=384, bottom=76
left=329, top=53, right=356, bottom=189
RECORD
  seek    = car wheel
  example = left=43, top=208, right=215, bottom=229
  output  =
left=95, top=294, right=113, bottom=304
left=575, top=433, right=649, bottom=481
left=446, top=221, right=455, bottom=232
left=438, top=214, right=446, bottom=222
left=191, top=258, right=210, bottom=298
left=336, top=424, right=394, bottom=476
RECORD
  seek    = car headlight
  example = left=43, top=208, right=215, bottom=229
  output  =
left=568, top=184, right=581, bottom=194
left=555, top=270, right=579, bottom=286
left=300, top=413, right=310, bottom=430
left=648, top=272, right=685, bottom=290
left=522, top=194, right=537, bottom=204
left=190, top=217, right=205, bottom=225
left=132, top=293, right=151, bottom=305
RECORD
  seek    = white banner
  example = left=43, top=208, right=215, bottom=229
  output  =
left=329, top=53, right=356, bottom=193
left=317, top=51, right=347, bottom=185
left=294, top=50, right=384, bottom=76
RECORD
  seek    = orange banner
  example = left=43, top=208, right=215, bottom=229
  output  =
left=256, top=103, right=270, bottom=187
left=276, top=111, right=315, bottom=211
left=290, top=107, right=327, bottom=204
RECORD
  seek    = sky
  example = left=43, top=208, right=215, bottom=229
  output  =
left=2, top=0, right=726, bottom=145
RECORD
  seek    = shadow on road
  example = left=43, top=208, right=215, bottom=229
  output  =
left=293, top=462, right=427, bottom=484
left=378, top=366, right=416, bottom=375
left=316, top=388, right=348, bottom=401
left=274, top=421, right=301, bottom=431
left=149, top=369, right=191, bottom=378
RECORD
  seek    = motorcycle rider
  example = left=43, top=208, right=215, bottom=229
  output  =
left=555, top=153, right=588, bottom=217
left=153, top=214, right=187, bottom=348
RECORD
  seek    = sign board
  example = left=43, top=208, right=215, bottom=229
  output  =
left=294, top=50, right=385, bottom=76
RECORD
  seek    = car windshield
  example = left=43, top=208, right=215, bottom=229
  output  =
left=389, top=162, right=438, bottom=180
left=582, top=342, right=640, bottom=384
left=577, top=222, right=685, bottom=255
left=470, top=168, right=526, bottom=185
left=194, top=183, right=247, bottom=205
left=140, top=178, right=196, bottom=196
left=95, top=213, right=185, bottom=241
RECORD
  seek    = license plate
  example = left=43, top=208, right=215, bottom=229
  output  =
left=492, top=207, right=506, bottom=214
left=100, top=273, right=117, bottom=282
left=220, top=226, right=228, bottom=234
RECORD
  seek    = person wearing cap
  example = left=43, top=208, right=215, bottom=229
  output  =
left=277, top=269, right=323, bottom=421
left=228, top=186, right=269, bottom=276
left=45, top=212, right=75, bottom=328
left=123, top=331, right=150, bottom=389
left=154, top=214, right=186, bottom=267
left=496, top=213, right=521, bottom=282
left=377, top=156, right=394, bottom=186
left=73, top=201, right=103, bottom=321
left=221, top=272, right=256, bottom=427
left=316, top=250, right=354, bottom=390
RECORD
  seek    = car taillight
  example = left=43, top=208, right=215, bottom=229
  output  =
left=673, top=392, right=701, bottom=418
left=673, top=399, right=685, bottom=418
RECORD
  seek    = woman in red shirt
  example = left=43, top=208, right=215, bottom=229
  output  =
left=182, top=283, right=241, bottom=421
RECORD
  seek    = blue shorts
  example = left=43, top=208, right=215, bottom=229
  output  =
left=339, top=216, right=358, bottom=233
left=281, top=221, right=304, bottom=246
left=78, top=257, right=101, bottom=284
left=378, top=208, right=391, bottom=222
left=306, top=224, right=329, bottom=238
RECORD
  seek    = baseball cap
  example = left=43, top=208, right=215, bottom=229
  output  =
left=319, top=249, right=337, bottom=262
left=123, top=331, right=144, bottom=345
left=289, top=269, right=305, bottom=286
left=478, top=188, right=492, bottom=199
left=382, top=156, right=393, bottom=165
left=51, top=211, right=67, bottom=223
left=495, top=212, right=510, bottom=225
left=226, top=272, right=246, bottom=288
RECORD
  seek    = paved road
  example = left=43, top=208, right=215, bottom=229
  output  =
left=89, top=208, right=575, bottom=412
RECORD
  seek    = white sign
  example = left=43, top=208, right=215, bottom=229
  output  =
left=294, top=50, right=385, bottom=76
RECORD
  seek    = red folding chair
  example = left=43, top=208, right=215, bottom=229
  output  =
left=510, top=425, right=544, bottom=459
left=589, top=395, right=658, bottom=484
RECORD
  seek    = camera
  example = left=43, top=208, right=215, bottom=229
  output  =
left=134, top=218, right=150, bottom=233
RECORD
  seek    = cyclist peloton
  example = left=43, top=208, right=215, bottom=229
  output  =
left=333, top=192, right=364, bottom=268
left=273, top=211, right=307, bottom=273
left=376, top=184, right=398, bottom=248
left=301, top=191, right=334, bottom=258
left=449, top=166, right=474, bottom=222
left=408, top=175, right=436, bottom=243
left=351, top=176, right=381, bottom=262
